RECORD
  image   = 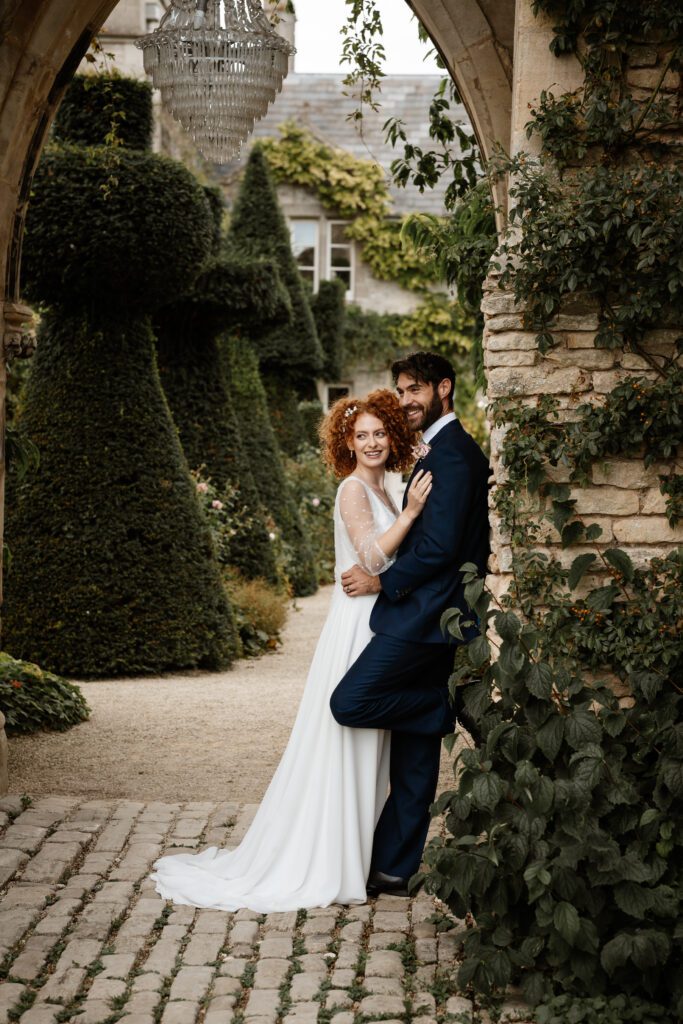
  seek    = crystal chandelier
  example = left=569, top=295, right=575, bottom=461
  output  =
left=136, top=0, right=295, bottom=163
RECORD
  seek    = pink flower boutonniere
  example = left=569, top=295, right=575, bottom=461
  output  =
left=412, top=441, right=431, bottom=461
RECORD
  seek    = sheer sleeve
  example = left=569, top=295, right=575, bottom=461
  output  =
left=338, top=478, right=395, bottom=575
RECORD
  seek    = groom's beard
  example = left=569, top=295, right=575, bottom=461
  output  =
left=408, top=390, right=443, bottom=434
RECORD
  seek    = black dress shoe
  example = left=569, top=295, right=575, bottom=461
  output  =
left=366, top=871, right=410, bottom=898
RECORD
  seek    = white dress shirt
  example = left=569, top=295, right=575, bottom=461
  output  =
left=422, top=411, right=457, bottom=445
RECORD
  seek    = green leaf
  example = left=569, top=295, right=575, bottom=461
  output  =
left=494, top=611, right=521, bottom=641
left=604, top=547, right=634, bottom=582
left=585, top=523, right=603, bottom=541
left=471, top=772, right=505, bottom=811
left=440, top=608, right=463, bottom=641
left=464, top=577, right=485, bottom=609
left=527, top=662, right=553, bottom=700
left=568, top=553, right=596, bottom=589
left=468, top=635, right=491, bottom=668
left=553, top=901, right=580, bottom=944
left=561, top=520, right=585, bottom=548
left=565, top=710, right=602, bottom=750
left=601, top=933, right=633, bottom=975
left=614, top=881, right=653, bottom=919
left=586, top=584, right=619, bottom=611
left=536, top=716, right=564, bottom=760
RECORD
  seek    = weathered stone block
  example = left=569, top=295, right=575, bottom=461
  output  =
left=230, top=920, right=259, bottom=947
left=570, top=487, right=640, bottom=516
left=485, top=349, right=537, bottom=368
left=289, top=972, right=326, bottom=1001
left=253, top=957, right=289, bottom=989
left=627, top=67, right=680, bottom=90
left=486, top=332, right=539, bottom=351
left=168, top=965, right=214, bottom=1001
left=364, top=949, right=403, bottom=978
left=487, top=366, right=588, bottom=398
left=358, top=994, right=406, bottom=1017
left=613, top=517, right=683, bottom=544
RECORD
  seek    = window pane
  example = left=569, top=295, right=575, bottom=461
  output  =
left=332, top=269, right=351, bottom=288
left=299, top=268, right=315, bottom=285
left=330, top=251, right=351, bottom=270
left=290, top=220, right=318, bottom=257
left=331, top=222, right=349, bottom=244
left=296, top=247, right=316, bottom=269
left=327, top=385, right=350, bottom=405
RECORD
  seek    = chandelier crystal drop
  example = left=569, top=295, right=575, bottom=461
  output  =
left=136, top=0, right=295, bottom=163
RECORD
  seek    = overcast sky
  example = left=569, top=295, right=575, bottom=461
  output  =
left=292, top=0, right=441, bottom=76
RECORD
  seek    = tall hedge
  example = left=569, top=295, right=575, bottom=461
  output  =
left=311, top=278, right=347, bottom=381
left=155, top=252, right=292, bottom=582
left=224, top=335, right=318, bottom=596
left=226, top=146, right=323, bottom=377
left=53, top=73, right=153, bottom=151
left=8, top=139, right=239, bottom=675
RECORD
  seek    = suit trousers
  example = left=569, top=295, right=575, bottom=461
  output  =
left=329, top=634, right=454, bottom=880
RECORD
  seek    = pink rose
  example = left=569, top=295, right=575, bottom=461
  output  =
left=311, top=497, right=321, bottom=507
left=411, top=441, right=431, bottom=461
left=196, top=481, right=209, bottom=493
left=211, top=499, right=224, bottom=510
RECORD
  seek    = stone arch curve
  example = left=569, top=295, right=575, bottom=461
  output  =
left=408, top=0, right=514, bottom=225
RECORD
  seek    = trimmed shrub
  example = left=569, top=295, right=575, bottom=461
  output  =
left=262, top=371, right=306, bottom=457
left=0, top=652, right=90, bottom=735
left=21, top=144, right=212, bottom=313
left=223, top=334, right=318, bottom=596
left=285, top=446, right=337, bottom=585
left=5, top=312, right=239, bottom=676
left=226, top=146, right=323, bottom=376
left=225, top=571, right=289, bottom=658
left=298, top=400, right=324, bottom=449
left=311, top=278, right=347, bottom=381
left=155, top=253, right=292, bottom=584
left=53, top=73, right=153, bottom=150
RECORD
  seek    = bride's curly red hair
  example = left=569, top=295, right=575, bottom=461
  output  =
left=319, top=389, right=414, bottom=478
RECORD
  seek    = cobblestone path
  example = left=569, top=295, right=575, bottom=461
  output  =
left=0, top=794, right=531, bottom=1024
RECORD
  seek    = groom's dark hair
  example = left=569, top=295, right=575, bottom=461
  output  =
left=391, top=351, right=456, bottom=408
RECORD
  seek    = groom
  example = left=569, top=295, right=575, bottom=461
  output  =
left=330, top=350, right=490, bottom=896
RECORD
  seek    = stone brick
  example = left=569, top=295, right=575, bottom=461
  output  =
left=564, top=331, right=599, bottom=349
left=258, top=935, right=293, bottom=958
left=339, top=920, right=364, bottom=940
left=218, top=955, right=249, bottom=978
left=364, top=975, right=404, bottom=996
left=640, top=489, right=668, bottom=515
left=253, top=957, right=289, bottom=988
left=1, top=824, right=49, bottom=853
left=0, top=905, right=42, bottom=946
left=546, top=347, right=616, bottom=369
left=301, top=915, right=335, bottom=935
left=168, top=965, right=214, bottom=1001
left=289, top=972, right=325, bottom=1001
left=330, top=967, right=355, bottom=988
left=627, top=67, right=680, bottom=90
left=485, top=349, right=537, bottom=368
left=0, top=982, right=26, bottom=1020
left=126, top=991, right=161, bottom=1014
left=368, top=931, right=405, bottom=949
left=75, top=1000, right=114, bottom=1024
left=262, top=910, right=298, bottom=932
left=486, top=332, right=539, bottom=352
left=136, top=942, right=181, bottom=975
left=592, top=369, right=657, bottom=393
left=301, top=933, right=330, bottom=953
left=446, top=995, right=474, bottom=1020
left=628, top=45, right=658, bottom=67
left=487, top=366, right=588, bottom=399
left=484, top=313, right=526, bottom=332
left=101, top=952, right=137, bottom=978
left=88, top=976, right=128, bottom=1001
left=9, top=935, right=56, bottom=981
left=23, top=841, right=85, bottom=884
left=211, top=975, right=241, bottom=999
left=358, top=994, right=406, bottom=1017
left=326, top=989, right=353, bottom=1009
left=554, top=313, right=599, bottom=330
left=372, top=911, right=409, bottom=932
left=365, top=949, right=403, bottom=978
left=570, top=486, right=640, bottom=516
left=15, top=1007, right=60, bottom=1024
left=131, top=972, right=164, bottom=993
left=38, top=965, right=88, bottom=1002
left=481, top=292, right=523, bottom=316
left=182, top=932, right=224, bottom=966
left=298, top=953, right=329, bottom=973
left=415, top=937, right=437, bottom=962
left=591, top=460, right=670, bottom=489
left=613, top=516, right=683, bottom=544
left=230, top=920, right=259, bottom=946
left=244, top=987, right=282, bottom=1018
left=161, top=1003, right=199, bottom=1024
left=413, top=992, right=436, bottom=1013
left=282, top=1004, right=319, bottom=1024
left=193, top=910, right=228, bottom=934
left=0, top=848, right=29, bottom=886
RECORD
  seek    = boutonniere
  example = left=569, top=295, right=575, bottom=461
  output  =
left=411, top=441, right=431, bottom=461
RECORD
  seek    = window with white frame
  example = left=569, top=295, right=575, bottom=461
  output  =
left=324, top=384, right=351, bottom=411
left=289, top=219, right=319, bottom=289
left=145, top=2, right=161, bottom=31
left=327, top=221, right=354, bottom=298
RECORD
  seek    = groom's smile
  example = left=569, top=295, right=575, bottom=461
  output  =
left=395, top=373, right=445, bottom=434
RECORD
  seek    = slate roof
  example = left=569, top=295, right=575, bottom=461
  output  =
left=213, top=73, right=470, bottom=216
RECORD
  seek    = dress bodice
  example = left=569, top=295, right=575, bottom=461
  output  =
left=334, top=475, right=398, bottom=581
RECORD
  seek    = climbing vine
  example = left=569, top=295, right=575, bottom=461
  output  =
left=342, top=0, right=683, bottom=1018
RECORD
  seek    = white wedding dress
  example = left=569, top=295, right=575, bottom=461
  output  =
left=150, top=475, right=398, bottom=911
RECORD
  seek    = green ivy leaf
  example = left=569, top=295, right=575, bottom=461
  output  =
left=553, top=901, right=580, bottom=944
left=536, top=716, right=564, bottom=761
left=561, top=520, right=585, bottom=548
left=494, top=611, right=522, bottom=641
left=472, top=772, right=505, bottom=811
left=468, top=635, right=491, bottom=668
left=614, top=881, right=653, bottom=919
left=527, top=662, right=553, bottom=699
left=604, top=547, right=635, bottom=582
left=565, top=710, right=602, bottom=750
left=568, top=553, right=596, bottom=589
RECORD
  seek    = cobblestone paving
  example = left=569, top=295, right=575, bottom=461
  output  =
left=0, top=795, right=531, bottom=1024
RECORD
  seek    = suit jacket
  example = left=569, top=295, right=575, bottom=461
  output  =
left=369, top=418, right=490, bottom=644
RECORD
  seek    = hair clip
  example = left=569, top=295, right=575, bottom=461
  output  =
left=344, top=405, right=357, bottom=418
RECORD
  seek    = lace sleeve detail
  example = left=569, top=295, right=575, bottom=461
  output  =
left=338, top=478, right=395, bottom=575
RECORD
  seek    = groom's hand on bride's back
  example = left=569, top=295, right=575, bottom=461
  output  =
left=341, top=565, right=381, bottom=597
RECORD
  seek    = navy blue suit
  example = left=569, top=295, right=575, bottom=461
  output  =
left=330, top=418, right=490, bottom=880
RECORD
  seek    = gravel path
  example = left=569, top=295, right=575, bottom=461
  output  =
left=7, top=588, right=332, bottom=804
left=7, top=585, right=460, bottom=804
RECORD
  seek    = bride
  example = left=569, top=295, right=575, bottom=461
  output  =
left=150, top=389, right=432, bottom=910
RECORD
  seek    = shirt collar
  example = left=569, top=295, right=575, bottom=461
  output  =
left=422, top=411, right=457, bottom=445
